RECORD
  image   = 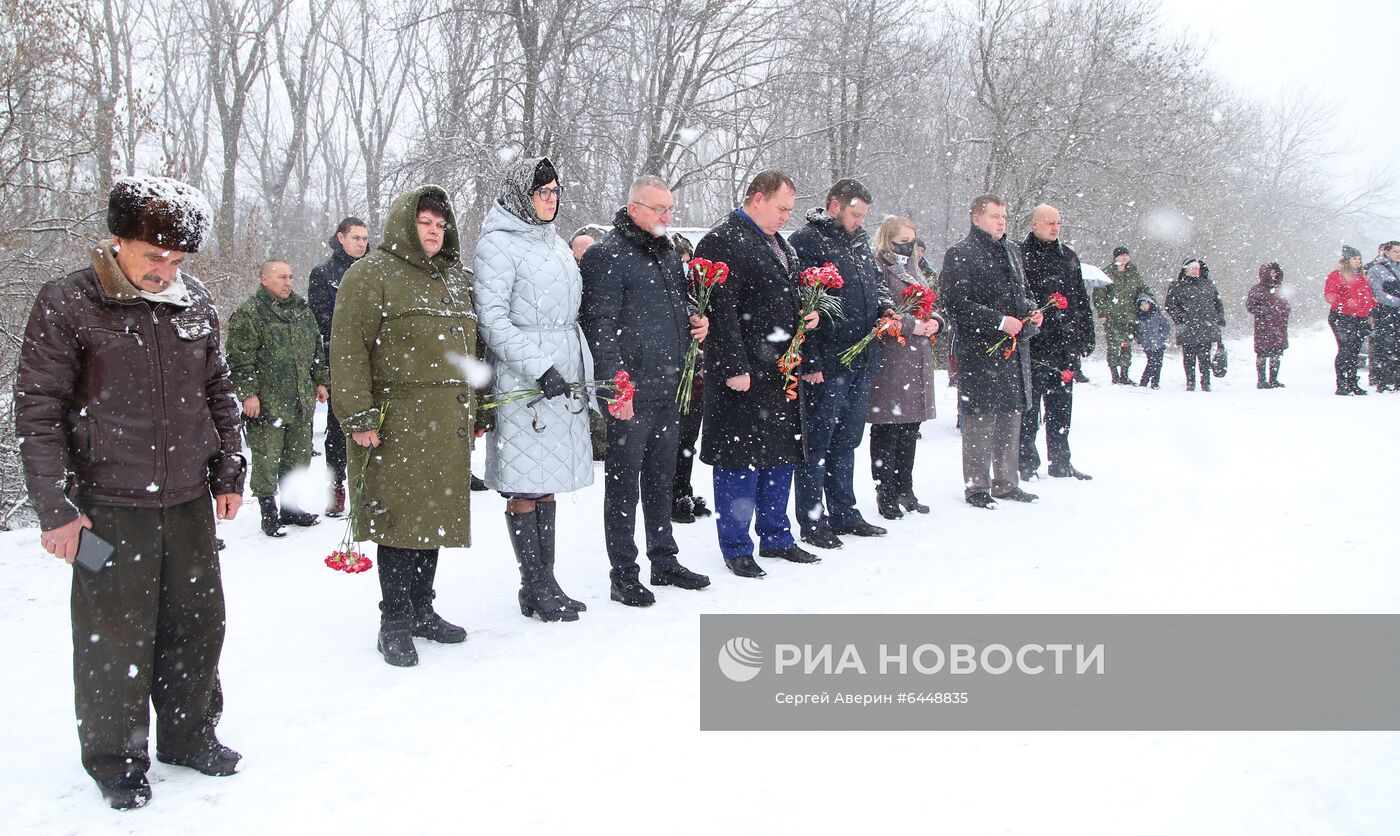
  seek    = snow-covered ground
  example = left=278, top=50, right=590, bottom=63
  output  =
left=3, top=327, right=1398, bottom=834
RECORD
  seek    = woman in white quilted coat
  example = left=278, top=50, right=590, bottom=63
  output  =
left=474, top=156, right=601, bottom=623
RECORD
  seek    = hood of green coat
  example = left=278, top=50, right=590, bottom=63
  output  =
left=378, top=185, right=462, bottom=271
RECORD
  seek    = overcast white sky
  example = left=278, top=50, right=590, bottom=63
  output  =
left=1158, top=0, right=1400, bottom=223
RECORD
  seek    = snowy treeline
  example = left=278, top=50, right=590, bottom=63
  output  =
left=0, top=0, right=1392, bottom=524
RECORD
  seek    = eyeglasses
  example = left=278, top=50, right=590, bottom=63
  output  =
left=533, top=186, right=564, bottom=200
left=632, top=200, right=675, bottom=218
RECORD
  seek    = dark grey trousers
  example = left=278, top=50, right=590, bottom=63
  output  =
left=604, top=401, right=681, bottom=579
left=961, top=411, right=1023, bottom=497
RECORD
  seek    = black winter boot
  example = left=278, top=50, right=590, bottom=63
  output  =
left=377, top=613, right=418, bottom=667
left=412, top=591, right=467, bottom=643
left=1109, top=366, right=1121, bottom=384
left=1256, top=358, right=1269, bottom=389
left=1269, top=357, right=1283, bottom=388
left=97, top=771, right=152, bottom=810
left=876, top=488, right=904, bottom=520
left=279, top=501, right=319, bottom=527
left=1120, top=367, right=1135, bottom=385
left=409, top=552, right=466, bottom=643
left=671, top=495, right=695, bottom=524
left=609, top=566, right=657, bottom=607
left=650, top=559, right=711, bottom=590
left=508, top=510, right=578, bottom=622
left=689, top=496, right=712, bottom=518
left=536, top=501, right=585, bottom=612
left=258, top=496, right=286, bottom=537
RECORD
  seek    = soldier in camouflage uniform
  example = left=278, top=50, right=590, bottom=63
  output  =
left=226, top=260, right=329, bottom=536
left=1093, top=246, right=1153, bottom=384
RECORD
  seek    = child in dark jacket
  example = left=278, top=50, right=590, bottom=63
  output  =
left=1132, top=292, right=1172, bottom=389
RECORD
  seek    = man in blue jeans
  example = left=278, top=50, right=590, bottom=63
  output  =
left=789, top=179, right=892, bottom=549
left=696, top=170, right=822, bottom=578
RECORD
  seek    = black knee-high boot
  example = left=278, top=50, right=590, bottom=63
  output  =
left=1256, top=358, right=1269, bottom=389
left=870, top=426, right=902, bottom=520
left=897, top=426, right=928, bottom=514
left=1269, top=357, right=1283, bottom=387
left=535, top=501, right=585, bottom=612
left=507, top=510, right=578, bottom=622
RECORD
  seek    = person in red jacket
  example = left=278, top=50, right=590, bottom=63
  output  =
left=1323, top=245, right=1377, bottom=395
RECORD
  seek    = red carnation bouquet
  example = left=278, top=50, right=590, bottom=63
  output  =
left=326, top=406, right=386, bottom=574
left=603, top=370, right=636, bottom=416
left=777, top=263, right=845, bottom=400
left=838, top=284, right=938, bottom=368
left=479, top=370, right=635, bottom=417
left=987, top=291, right=1069, bottom=359
left=676, top=258, right=728, bottom=414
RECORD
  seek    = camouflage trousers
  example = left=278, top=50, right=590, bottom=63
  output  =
left=245, top=417, right=314, bottom=498
left=1104, top=327, right=1134, bottom=368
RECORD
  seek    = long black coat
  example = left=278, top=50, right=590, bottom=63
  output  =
left=579, top=208, right=693, bottom=404
left=788, top=209, right=890, bottom=373
left=308, top=234, right=360, bottom=360
left=941, top=225, right=1039, bottom=414
left=697, top=210, right=804, bottom=468
left=1165, top=260, right=1225, bottom=346
left=1020, top=232, right=1095, bottom=368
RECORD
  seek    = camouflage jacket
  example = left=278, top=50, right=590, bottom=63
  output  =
left=226, top=287, right=328, bottom=424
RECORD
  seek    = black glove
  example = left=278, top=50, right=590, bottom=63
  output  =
left=537, top=367, right=570, bottom=398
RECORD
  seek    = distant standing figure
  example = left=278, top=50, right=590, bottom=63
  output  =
left=1245, top=262, right=1290, bottom=389
left=1165, top=257, right=1225, bottom=392
left=1323, top=246, right=1377, bottom=396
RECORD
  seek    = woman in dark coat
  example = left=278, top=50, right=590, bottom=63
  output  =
left=866, top=216, right=944, bottom=519
left=1165, top=257, right=1225, bottom=392
left=1245, top=262, right=1290, bottom=389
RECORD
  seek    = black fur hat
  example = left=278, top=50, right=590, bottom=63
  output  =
left=107, top=176, right=211, bottom=253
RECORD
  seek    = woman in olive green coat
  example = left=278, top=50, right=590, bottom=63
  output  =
left=331, top=185, right=481, bottom=667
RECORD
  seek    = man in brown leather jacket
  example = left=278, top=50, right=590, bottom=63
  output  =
left=14, top=177, right=247, bottom=810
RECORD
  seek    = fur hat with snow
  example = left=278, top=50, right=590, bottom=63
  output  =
left=107, top=176, right=212, bottom=253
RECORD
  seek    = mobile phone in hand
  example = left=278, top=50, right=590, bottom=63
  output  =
left=74, top=528, right=117, bottom=574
